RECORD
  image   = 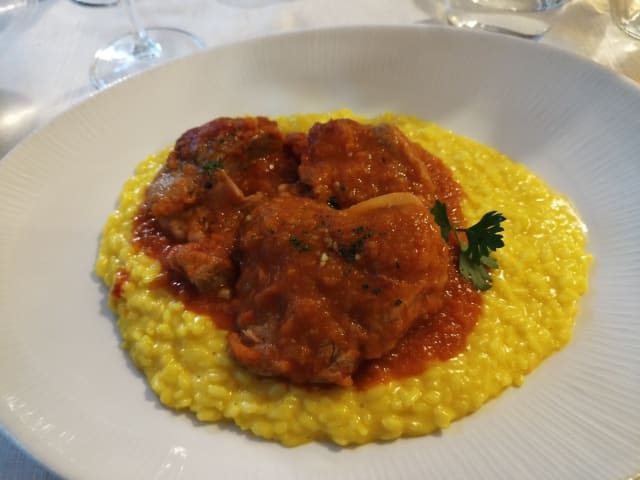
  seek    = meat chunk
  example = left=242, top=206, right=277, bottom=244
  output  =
left=173, top=116, right=299, bottom=196
left=228, top=193, right=449, bottom=386
left=135, top=115, right=463, bottom=386
left=142, top=117, right=301, bottom=294
left=145, top=169, right=246, bottom=244
left=145, top=117, right=299, bottom=242
left=298, top=119, right=441, bottom=209
left=166, top=235, right=236, bottom=293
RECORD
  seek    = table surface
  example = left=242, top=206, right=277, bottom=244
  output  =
left=0, top=0, right=638, bottom=477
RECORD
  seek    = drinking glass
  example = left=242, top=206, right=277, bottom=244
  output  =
left=0, top=0, right=37, bottom=32
left=450, top=0, right=568, bottom=12
left=610, top=0, right=640, bottom=39
left=438, top=0, right=559, bottom=39
left=71, top=0, right=119, bottom=6
left=89, top=0, right=204, bottom=89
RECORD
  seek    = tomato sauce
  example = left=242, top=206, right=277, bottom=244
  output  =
left=132, top=206, right=235, bottom=330
left=111, top=268, right=129, bottom=300
left=352, top=144, right=481, bottom=388
left=354, top=252, right=481, bottom=388
left=131, top=118, right=482, bottom=388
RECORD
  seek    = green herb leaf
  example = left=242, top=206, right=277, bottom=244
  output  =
left=431, top=201, right=506, bottom=291
left=202, top=160, right=224, bottom=176
left=430, top=200, right=451, bottom=242
left=459, top=252, right=493, bottom=291
left=463, top=210, right=506, bottom=263
left=289, top=236, right=310, bottom=252
left=480, top=255, right=498, bottom=269
left=337, top=226, right=373, bottom=263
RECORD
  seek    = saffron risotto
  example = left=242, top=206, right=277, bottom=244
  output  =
left=95, top=110, right=591, bottom=446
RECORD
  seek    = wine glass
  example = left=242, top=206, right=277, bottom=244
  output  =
left=0, top=0, right=39, bottom=33
left=71, top=0, right=119, bottom=6
left=89, top=0, right=204, bottom=89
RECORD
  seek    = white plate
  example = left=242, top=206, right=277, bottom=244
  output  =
left=1, top=25, right=639, bottom=480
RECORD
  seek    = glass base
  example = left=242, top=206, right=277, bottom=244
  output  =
left=90, top=27, right=204, bottom=89
left=612, top=10, right=640, bottom=40
left=0, top=0, right=31, bottom=33
left=70, top=0, right=120, bottom=6
left=461, top=0, right=569, bottom=12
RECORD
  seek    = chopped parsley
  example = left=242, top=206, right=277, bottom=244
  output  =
left=202, top=159, right=224, bottom=176
left=289, top=236, right=310, bottom=252
left=327, top=197, right=340, bottom=209
left=362, top=284, right=382, bottom=295
left=431, top=200, right=506, bottom=291
left=338, top=226, right=374, bottom=263
left=394, top=299, right=403, bottom=306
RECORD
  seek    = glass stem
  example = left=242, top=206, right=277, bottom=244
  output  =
left=123, top=0, right=149, bottom=43
left=122, top=0, right=162, bottom=57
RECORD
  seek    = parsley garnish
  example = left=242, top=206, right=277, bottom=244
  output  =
left=431, top=200, right=506, bottom=291
left=337, top=226, right=374, bottom=263
left=202, top=160, right=224, bottom=176
left=362, top=284, right=382, bottom=295
left=289, top=236, right=310, bottom=252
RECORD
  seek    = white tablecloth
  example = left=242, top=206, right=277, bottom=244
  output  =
left=0, top=0, right=638, bottom=477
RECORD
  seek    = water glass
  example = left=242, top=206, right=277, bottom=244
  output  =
left=610, top=0, right=640, bottom=39
left=447, top=0, right=569, bottom=13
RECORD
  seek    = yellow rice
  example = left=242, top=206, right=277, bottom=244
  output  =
left=95, top=110, right=591, bottom=446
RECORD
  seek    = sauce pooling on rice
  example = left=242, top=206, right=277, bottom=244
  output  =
left=131, top=117, right=481, bottom=388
